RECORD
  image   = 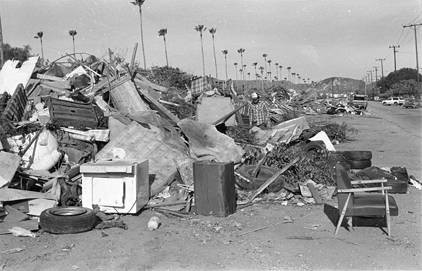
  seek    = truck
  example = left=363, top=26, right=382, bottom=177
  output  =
left=381, top=97, right=405, bottom=106
left=350, top=94, right=368, bottom=110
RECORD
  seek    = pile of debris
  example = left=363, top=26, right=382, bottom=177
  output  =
left=0, top=53, right=418, bottom=237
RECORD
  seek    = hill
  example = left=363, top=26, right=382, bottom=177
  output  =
left=315, top=77, right=365, bottom=94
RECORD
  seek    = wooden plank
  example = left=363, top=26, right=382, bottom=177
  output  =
left=135, top=74, right=168, bottom=93
left=132, top=80, right=180, bottom=125
left=212, top=103, right=247, bottom=126
left=37, top=73, right=65, bottom=82
left=130, top=43, right=138, bottom=71
left=350, top=179, right=387, bottom=185
left=248, top=157, right=301, bottom=203
left=307, top=182, right=323, bottom=204
left=338, top=186, right=392, bottom=193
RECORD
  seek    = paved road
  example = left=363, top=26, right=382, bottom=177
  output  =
left=367, top=101, right=422, bottom=139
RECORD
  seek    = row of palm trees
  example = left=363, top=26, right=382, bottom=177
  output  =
left=130, top=0, right=312, bottom=84
left=33, top=30, right=78, bottom=60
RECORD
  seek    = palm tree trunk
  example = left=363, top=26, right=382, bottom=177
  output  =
left=212, top=35, right=218, bottom=79
left=254, top=66, right=257, bottom=80
left=240, top=54, right=244, bottom=80
left=138, top=5, right=146, bottom=70
left=264, top=57, right=267, bottom=78
left=200, top=32, right=205, bottom=76
left=224, top=55, right=228, bottom=81
left=40, top=38, right=44, bottom=61
left=0, top=12, right=4, bottom=67
left=72, top=36, right=75, bottom=57
left=163, top=36, right=168, bottom=67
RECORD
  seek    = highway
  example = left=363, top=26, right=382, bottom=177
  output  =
left=368, top=101, right=422, bottom=139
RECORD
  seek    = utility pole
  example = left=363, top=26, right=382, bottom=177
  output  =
left=368, top=70, right=373, bottom=97
left=376, top=58, right=386, bottom=78
left=403, top=23, right=422, bottom=86
left=373, top=66, right=378, bottom=82
left=389, top=45, right=399, bottom=72
left=0, top=11, right=4, bottom=67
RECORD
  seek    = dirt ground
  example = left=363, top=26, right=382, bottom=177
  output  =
left=1, top=102, right=421, bottom=270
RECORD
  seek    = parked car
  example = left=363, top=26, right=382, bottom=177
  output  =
left=403, top=99, right=418, bottom=109
left=381, top=97, right=404, bottom=105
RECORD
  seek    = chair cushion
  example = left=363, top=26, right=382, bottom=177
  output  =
left=348, top=194, right=398, bottom=217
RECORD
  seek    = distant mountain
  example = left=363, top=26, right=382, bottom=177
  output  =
left=315, top=77, right=365, bottom=94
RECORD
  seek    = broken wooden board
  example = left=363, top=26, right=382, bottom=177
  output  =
left=0, top=152, right=21, bottom=188
left=3, top=205, right=29, bottom=223
left=47, top=97, right=98, bottom=129
left=135, top=74, right=168, bottom=93
left=0, top=219, right=39, bottom=235
left=0, top=188, right=56, bottom=202
left=197, top=96, right=237, bottom=126
left=110, top=79, right=150, bottom=115
left=133, top=81, right=179, bottom=125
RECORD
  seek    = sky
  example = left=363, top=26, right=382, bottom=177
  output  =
left=1, top=0, right=421, bottom=82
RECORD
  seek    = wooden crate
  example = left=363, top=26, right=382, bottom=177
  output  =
left=193, top=161, right=236, bottom=217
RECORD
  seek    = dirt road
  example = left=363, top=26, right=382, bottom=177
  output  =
left=1, top=109, right=421, bottom=270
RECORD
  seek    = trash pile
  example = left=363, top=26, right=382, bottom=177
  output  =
left=0, top=53, right=419, bottom=236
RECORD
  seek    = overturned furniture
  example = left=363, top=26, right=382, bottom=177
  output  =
left=334, top=163, right=398, bottom=236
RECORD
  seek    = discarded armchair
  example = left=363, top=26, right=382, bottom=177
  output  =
left=334, top=163, right=398, bottom=236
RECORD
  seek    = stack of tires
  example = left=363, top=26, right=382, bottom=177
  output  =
left=332, top=151, right=372, bottom=170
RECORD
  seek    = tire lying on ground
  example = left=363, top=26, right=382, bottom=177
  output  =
left=40, top=207, right=98, bottom=234
left=236, top=165, right=285, bottom=192
left=338, top=151, right=372, bottom=161
left=345, top=159, right=372, bottom=170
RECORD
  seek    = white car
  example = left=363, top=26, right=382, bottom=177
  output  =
left=382, top=97, right=404, bottom=105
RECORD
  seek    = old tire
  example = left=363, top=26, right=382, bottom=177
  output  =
left=338, top=151, right=372, bottom=161
left=236, top=165, right=284, bottom=192
left=345, top=159, right=371, bottom=169
left=40, top=207, right=98, bottom=234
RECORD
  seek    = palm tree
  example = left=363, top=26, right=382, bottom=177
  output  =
left=247, top=72, right=251, bottom=80
left=194, top=25, right=207, bottom=76
left=279, top=65, right=283, bottom=80
left=234, top=62, right=238, bottom=80
left=34, top=31, right=44, bottom=61
left=252, top=62, right=258, bottom=80
left=292, top=72, right=296, bottom=84
left=209, top=28, right=218, bottom=79
left=267, top=60, right=272, bottom=80
left=242, top=64, right=247, bottom=80
left=68, top=30, right=77, bottom=56
left=158, top=28, right=168, bottom=66
left=222, top=50, right=228, bottom=80
left=237, top=48, right=245, bottom=80
left=259, top=66, right=265, bottom=91
left=275, top=63, right=279, bottom=80
left=287, top=66, right=292, bottom=81
left=131, top=0, right=147, bottom=69
left=262, top=53, right=268, bottom=76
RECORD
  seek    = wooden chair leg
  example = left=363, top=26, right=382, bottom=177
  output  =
left=385, top=190, right=391, bottom=236
left=348, top=217, right=354, bottom=230
left=335, top=193, right=351, bottom=236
